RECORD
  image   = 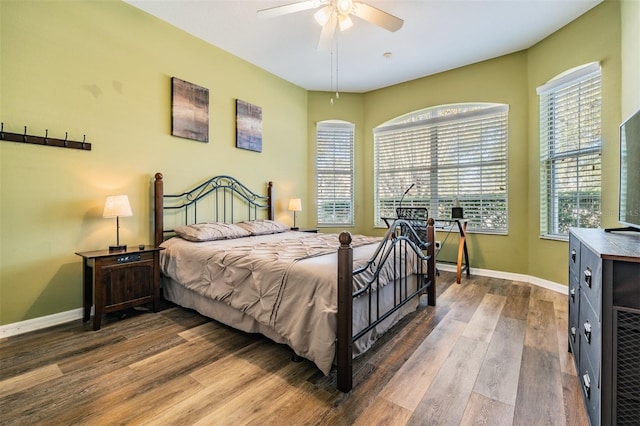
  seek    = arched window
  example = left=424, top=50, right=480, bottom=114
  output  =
left=316, top=120, right=355, bottom=226
left=374, top=103, right=509, bottom=234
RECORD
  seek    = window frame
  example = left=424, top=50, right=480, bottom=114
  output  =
left=373, top=103, right=509, bottom=234
left=315, top=120, right=355, bottom=227
left=537, top=62, right=602, bottom=239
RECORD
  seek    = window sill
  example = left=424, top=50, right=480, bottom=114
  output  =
left=540, top=234, right=569, bottom=242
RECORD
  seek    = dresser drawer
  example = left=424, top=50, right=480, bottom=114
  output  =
left=568, top=276, right=580, bottom=360
left=579, top=292, right=601, bottom=376
left=579, top=348, right=601, bottom=426
left=569, top=233, right=581, bottom=276
left=580, top=247, right=602, bottom=317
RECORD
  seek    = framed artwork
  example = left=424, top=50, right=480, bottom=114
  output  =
left=235, top=99, right=262, bottom=152
left=171, top=77, right=209, bottom=142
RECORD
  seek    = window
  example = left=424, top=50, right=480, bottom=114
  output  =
left=538, top=62, right=602, bottom=238
left=374, top=103, right=509, bottom=233
left=316, top=120, right=354, bottom=226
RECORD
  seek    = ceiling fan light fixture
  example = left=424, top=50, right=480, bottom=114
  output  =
left=314, top=6, right=332, bottom=26
left=336, top=0, right=353, bottom=15
left=338, top=14, right=353, bottom=31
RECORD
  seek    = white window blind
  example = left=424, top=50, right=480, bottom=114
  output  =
left=538, top=62, right=602, bottom=238
left=316, top=120, right=354, bottom=226
left=374, top=104, right=509, bottom=233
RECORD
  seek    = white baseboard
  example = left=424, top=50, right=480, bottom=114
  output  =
left=437, top=263, right=568, bottom=294
left=1, top=267, right=567, bottom=339
left=0, top=307, right=91, bottom=339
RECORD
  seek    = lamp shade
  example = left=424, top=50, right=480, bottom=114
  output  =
left=103, top=195, right=133, bottom=218
left=288, top=198, right=302, bottom=212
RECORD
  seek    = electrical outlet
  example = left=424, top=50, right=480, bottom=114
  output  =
left=435, top=241, right=441, bottom=250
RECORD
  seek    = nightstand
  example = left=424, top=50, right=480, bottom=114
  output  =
left=75, top=246, right=164, bottom=330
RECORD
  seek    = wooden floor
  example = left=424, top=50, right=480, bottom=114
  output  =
left=1, top=272, right=589, bottom=425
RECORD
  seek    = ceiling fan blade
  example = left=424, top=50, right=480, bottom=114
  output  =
left=317, top=14, right=337, bottom=51
left=257, top=0, right=323, bottom=19
left=352, top=2, right=404, bottom=32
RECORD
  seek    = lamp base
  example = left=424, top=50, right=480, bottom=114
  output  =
left=109, top=244, right=127, bottom=252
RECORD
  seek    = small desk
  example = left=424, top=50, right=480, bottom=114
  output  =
left=434, top=219, right=469, bottom=284
left=381, top=217, right=470, bottom=283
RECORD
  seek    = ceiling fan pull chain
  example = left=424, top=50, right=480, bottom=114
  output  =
left=335, top=37, right=340, bottom=100
left=330, top=47, right=334, bottom=104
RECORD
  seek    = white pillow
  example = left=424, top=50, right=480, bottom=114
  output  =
left=174, top=222, right=250, bottom=242
left=236, top=219, right=289, bottom=235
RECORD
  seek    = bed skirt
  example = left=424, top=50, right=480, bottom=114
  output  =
left=161, top=274, right=422, bottom=373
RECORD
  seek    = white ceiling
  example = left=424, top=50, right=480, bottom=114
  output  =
left=124, top=0, right=602, bottom=93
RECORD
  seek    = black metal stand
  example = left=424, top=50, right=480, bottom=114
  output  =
left=604, top=226, right=640, bottom=233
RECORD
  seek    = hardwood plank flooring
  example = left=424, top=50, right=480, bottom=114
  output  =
left=0, top=272, right=589, bottom=425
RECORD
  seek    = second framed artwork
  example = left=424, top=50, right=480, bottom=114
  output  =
left=235, top=99, right=262, bottom=152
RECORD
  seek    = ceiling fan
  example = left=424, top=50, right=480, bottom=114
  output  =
left=257, top=0, right=404, bottom=50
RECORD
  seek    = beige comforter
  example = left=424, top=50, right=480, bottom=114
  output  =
left=160, top=231, right=422, bottom=375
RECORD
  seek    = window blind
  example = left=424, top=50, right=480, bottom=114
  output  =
left=316, top=121, right=354, bottom=226
left=374, top=104, right=509, bottom=233
left=538, top=62, right=602, bottom=237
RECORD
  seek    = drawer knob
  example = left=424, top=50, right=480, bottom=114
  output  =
left=583, top=321, right=592, bottom=344
left=584, top=267, right=592, bottom=288
left=582, top=373, right=591, bottom=400
left=571, top=249, right=577, bottom=263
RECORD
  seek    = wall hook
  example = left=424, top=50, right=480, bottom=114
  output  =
left=1, top=123, right=91, bottom=151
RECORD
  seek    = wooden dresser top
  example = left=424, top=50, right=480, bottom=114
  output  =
left=570, top=228, right=640, bottom=263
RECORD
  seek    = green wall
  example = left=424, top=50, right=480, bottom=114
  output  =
left=362, top=52, right=530, bottom=275
left=526, top=0, right=621, bottom=283
left=307, top=91, right=365, bottom=234
left=0, top=1, right=308, bottom=325
left=308, top=1, right=626, bottom=286
left=621, top=0, right=640, bottom=117
left=1, top=0, right=635, bottom=327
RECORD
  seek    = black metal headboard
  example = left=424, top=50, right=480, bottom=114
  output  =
left=154, top=173, right=274, bottom=246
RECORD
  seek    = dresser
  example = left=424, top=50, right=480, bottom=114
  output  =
left=568, top=228, right=640, bottom=425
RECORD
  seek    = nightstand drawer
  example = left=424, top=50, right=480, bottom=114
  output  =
left=100, top=259, right=154, bottom=307
left=98, top=251, right=154, bottom=266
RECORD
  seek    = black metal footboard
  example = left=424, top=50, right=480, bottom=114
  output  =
left=336, top=218, right=436, bottom=392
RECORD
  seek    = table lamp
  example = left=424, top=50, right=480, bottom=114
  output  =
left=288, top=198, right=302, bottom=230
left=103, top=195, right=133, bottom=251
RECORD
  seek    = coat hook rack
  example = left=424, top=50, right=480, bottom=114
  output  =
left=0, top=122, right=91, bottom=151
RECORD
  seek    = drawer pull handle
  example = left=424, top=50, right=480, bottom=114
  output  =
left=582, top=373, right=591, bottom=400
left=570, top=288, right=576, bottom=303
left=584, top=267, right=592, bottom=288
left=584, top=322, right=591, bottom=344
left=570, top=326, right=577, bottom=342
left=571, top=249, right=577, bottom=263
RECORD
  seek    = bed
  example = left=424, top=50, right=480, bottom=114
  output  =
left=153, top=173, right=436, bottom=392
